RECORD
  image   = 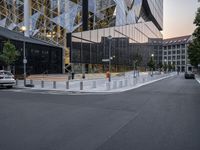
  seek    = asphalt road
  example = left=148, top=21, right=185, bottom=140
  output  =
left=0, top=75, right=200, bottom=150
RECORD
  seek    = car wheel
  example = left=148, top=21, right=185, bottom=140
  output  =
left=6, top=86, right=13, bottom=89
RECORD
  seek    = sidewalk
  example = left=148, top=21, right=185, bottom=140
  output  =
left=16, top=72, right=176, bottom=93
left=196, top=74, right=200, bottom=84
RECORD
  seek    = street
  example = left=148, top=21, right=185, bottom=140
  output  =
left=0, top=75, right=200, bottom=150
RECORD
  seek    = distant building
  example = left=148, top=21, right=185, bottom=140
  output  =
left=162, top=35, right=193, bottom=72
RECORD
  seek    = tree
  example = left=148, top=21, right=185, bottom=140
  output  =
left=147, top=57, right=155, bottom=70
left=0, top=41, right=20, bottom=70
left=172, top=64, right=176, bottom=71
left=188, top=8, right=200, bottom=68
left=168, top=63, right=172, bottom=72
left=133, top=53, right=142, bottom=69
left=163, top=62, right=168, bottom=72
left=158, top=62, right=163, bottom=71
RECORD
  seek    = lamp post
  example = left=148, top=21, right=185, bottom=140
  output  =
left=108, top=35, right=112, bottom=82
left=21, top=26, right=27, bottom=86
left=151, top=54, right=154, bottom=77
left=164, top=59, right=167, bottom=73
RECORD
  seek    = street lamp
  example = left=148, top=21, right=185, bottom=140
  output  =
left=151, top=54, right=154, bottom=77
left=108, top=35, right=112, bottom=82
left=164, top=59, right=167, bottom=73
left=21, top=26, right=27, bottom=86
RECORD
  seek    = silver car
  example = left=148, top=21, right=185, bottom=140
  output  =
left=0, top=70, right=16, bottom=88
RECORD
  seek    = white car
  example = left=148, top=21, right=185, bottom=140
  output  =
left=0, top=70, right=16, bottom=88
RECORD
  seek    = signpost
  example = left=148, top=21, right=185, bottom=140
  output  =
left=102, top=59, right=110, bottom=62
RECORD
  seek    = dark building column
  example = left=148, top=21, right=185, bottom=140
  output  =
left=82, top=0, right=88, bottom=31
left=67, top=32, right=72, bottom=63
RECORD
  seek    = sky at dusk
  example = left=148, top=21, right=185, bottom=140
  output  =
left=162, top=0, right=199, bottom=39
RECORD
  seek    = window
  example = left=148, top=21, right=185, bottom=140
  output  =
left=181, top=44, right=185, bottom=48
left=182, top=55, right=185, bottom=59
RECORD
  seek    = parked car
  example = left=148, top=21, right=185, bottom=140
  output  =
left=184, top=71, right=195, bottom=79
left=0, top=70, right=16, bottom=88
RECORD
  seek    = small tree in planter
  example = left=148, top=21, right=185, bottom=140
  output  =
left=158, top=62, right=163, bottom=74
left=163, top=62, right=168, bottom=73
left=172, top=64, right=176, bottom=71
left=147, top=57, right=155, bottom=76
left=168, top=63, right=173, bottom=72
left=0, top=41, right=20, bottom=71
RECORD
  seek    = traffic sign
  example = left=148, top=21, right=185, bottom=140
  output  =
left=102, top=59, right=110, bottom=62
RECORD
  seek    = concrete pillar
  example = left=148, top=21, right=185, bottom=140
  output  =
left=66, top=81, right=69, bottom=89
left=92, top=81, right=96, bottom=88
left=24, top=0, right=30, bottom=37
left=30, top=80, right=33, bottom=85
left=16, top=79, right=18, bottom=86
left=53, top=81, right=56, bottom=89
left=124, top=79, right=128, bottom=87
left=119, top=81, right=123, bottom=88
left=80, top=81, right=83, bottom=90
left=41, top=80, right=44, bottom=88
left=113, top=81, right=117, bottom=89
left=106, top=82, right=111, bottom=91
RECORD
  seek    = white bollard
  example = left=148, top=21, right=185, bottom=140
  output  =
left=80, top=81, right=83, bottom=90
left=124, top=79, right=128, bottom=87
left=92, top=81, right=96, bottom=88
left=119, top=81, right=123, bottom=88
left=66, top=81, right=69, bottom=89
left=16, top=79, right=18, bottom=86
left=53, top=81, right=56, bottom=89
left=106, top=82, right=111, bottom=91
left=113, top=81, right=117, bottom=89
left=41, top=80, right=44, bottom=88
left=143, top=78, right=145, bottom=83
left=30, top=80, right=33, bottom=85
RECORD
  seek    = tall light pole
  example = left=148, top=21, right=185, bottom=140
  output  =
left=151, top=54, right=154, bottom=77
left=164, top=59, right=167, bottom=73
left=108, top=35, right=112, bottom=82
left=21, top=26, right=27, bottom=86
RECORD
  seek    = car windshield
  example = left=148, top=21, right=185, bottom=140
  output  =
left=0, top=71, right=13, bottom=76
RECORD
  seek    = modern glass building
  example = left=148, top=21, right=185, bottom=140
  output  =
left=0, top=0, right=163, bottom=73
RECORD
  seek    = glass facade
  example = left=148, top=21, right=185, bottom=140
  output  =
left=0, top=36, right=63, bottom=74
left=0, top=0, right=163, bottom=73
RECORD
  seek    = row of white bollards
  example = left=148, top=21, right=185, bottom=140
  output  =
left=35, top=80, right=98, bottom=91
left=17, top=73, right=173, bottom=91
